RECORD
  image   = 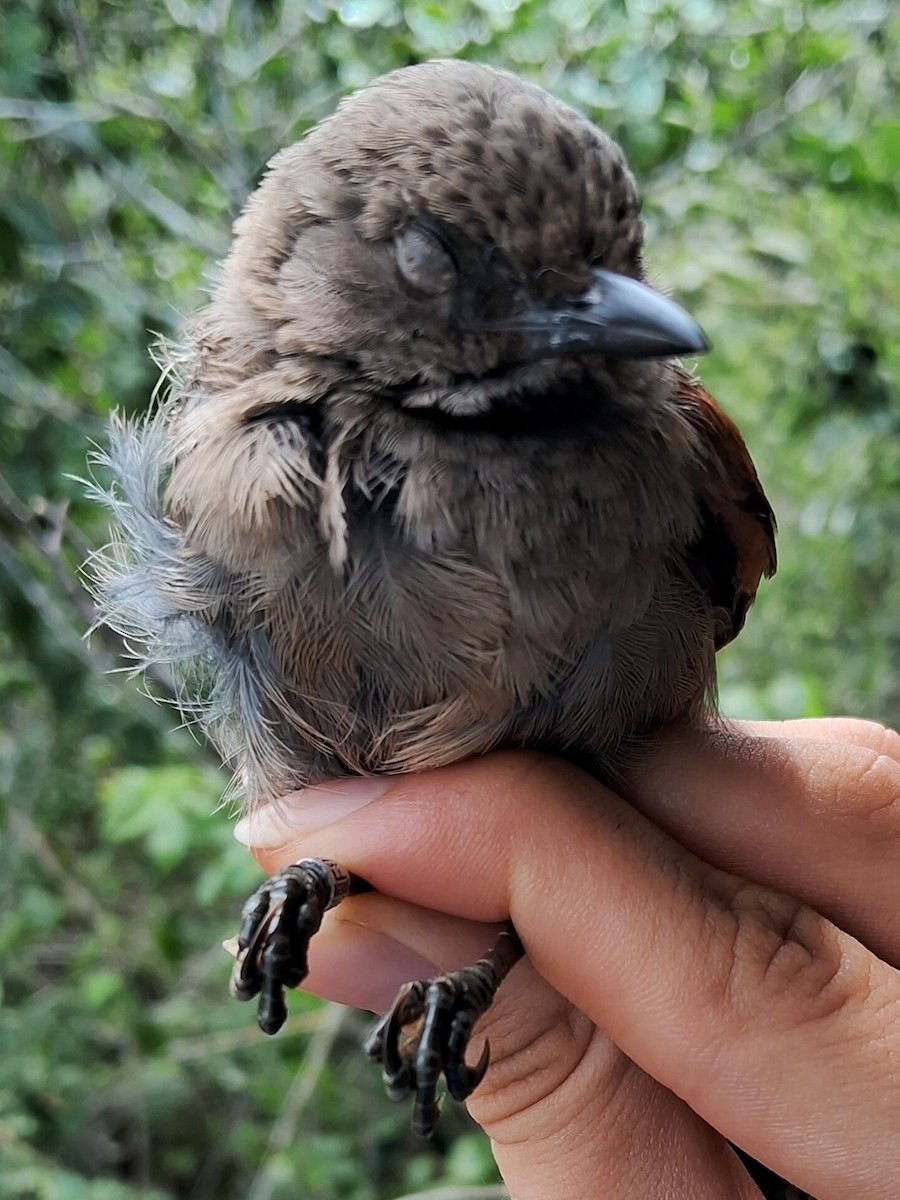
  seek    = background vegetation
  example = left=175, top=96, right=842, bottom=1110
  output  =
left=1, top=0, right=898, bottom=1196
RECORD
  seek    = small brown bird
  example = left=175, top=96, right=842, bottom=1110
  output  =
left=91, top=58, right=782, bottom=1187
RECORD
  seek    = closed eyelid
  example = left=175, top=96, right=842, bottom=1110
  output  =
left=409, top=218, right=461, bottom=269
left=395, top=222, right=459, bottom=294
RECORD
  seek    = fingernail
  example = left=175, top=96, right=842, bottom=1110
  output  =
left=234, top=777, right=393, bottom=847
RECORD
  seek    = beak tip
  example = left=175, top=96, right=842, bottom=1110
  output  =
left=503, top=269, right=712, bottom=362
left=686, top=328, right=711, bottom=356
left=575, top=269, right=712, bottom=360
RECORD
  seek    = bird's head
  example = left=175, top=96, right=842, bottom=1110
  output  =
left=207, top=60, right=707, bottom=428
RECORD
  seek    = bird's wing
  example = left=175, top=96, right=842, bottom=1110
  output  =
left=675, top=369, right=777, bottom=649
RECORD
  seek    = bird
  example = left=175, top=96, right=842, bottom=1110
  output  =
left=89, top=58, right=786, bottom=1192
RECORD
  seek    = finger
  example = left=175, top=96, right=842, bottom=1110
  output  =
left=242, top=753, right=900, bottom=1199
left=303, top=891, right=502, bottom=1011
left=304, top=894, right=765, bottom=1200
left=632, top=719, right=900, bottom=964
left=240, top=718, right=900, bottom=965
left=742, top=717, right=900, bottom=747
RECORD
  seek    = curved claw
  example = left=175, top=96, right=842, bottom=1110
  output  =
left=446, top=1038, right=490, bottom=1103
left=381, top=994, right=414, bottom=1100
left=379, top=981, right=430, bottom=1100
left=362, top=1010, right=390, bottom=1063
left=229, top=948, right=262, bottom=1002
left=229, top=900, right=284, bottom=1001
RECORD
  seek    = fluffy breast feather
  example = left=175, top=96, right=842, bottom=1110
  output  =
left=89, top=378, right=720, bottom=804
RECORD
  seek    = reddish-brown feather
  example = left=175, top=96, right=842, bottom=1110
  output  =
left=675, top=368, right=777, bottom=647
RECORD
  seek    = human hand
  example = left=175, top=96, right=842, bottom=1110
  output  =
left=235, top=719, right=900, bottom=1200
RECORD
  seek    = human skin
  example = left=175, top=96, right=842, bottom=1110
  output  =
left=235, top=718, right=900, bottom=1200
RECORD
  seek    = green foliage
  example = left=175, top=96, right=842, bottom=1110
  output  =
left=1, top=1, right=898, bottom=1196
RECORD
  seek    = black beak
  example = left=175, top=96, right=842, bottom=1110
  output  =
left=510, top=268, right=709, bottom=360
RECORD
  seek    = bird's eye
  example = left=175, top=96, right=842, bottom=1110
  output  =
left=395, top=224, right=458, bottom=296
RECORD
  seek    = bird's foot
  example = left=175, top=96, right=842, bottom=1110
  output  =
left=230, top=858, right=354, bottom=1034
left=364, top=925, right=524, bottom=1137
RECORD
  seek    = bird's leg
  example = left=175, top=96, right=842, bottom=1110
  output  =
left=230, top=858, right=371, bottom=1034
left=364, top=923, right=525, bottom=1137
left=232, top=869, right=524, bottom=1136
